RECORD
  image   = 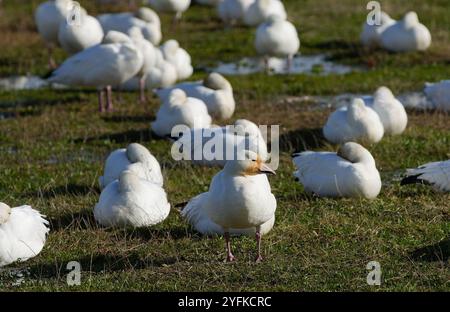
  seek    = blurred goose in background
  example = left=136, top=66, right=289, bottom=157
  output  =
left=363, top=86, right=408, bottom=135
left=147, top=0, right=191, bottom=22
left=160, top=40, right=193, bottom=81
left=401, top=160, right=450, bottom=192
left=424, top=80, right=450, bottom=111
left=48, top=31, right=143, bottom=112
left=360, top=11, right=395, bottom=48
left=255, top=15, right=300, bottom=72
left=0, top=203, right=49, bottom=267
left=218, top=0, right=253, bottom=26
left=58, top=9, right=104, bottom=55
left=173, top=119, right=268, bottom=167
left=99, top=142, right=163, bottom=189
left=94, top=171, right=170, bottom=228
left=243, top=0, right=286, bottom=26
left=292, top=142, right=382, bottom=199
left=323, top=98, right=384, bottom=145
left=151, top=89, right=212, bottom=137
left=97, top=7, right=162, bottom=45
left=380, top=11, right=431, bottom=52
left=155, top=72, right=235, bottom=120
left=182, top=150, right=276, bottom=262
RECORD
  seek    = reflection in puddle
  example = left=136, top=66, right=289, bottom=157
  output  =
left=0, top=75, right=66, bottom=91
left=210, top=54, right=358, bottom=75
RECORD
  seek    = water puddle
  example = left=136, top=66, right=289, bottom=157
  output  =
left=0, top=75, right=66, bottom=91
left=210, top=54, right=359, bottom=76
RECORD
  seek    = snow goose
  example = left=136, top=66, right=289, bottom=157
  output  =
left=160, top=40, right=193, bottom=81
left=255, top=15, right=300, bottom=71
left=58, top=10, right=104, bottom=55
left=48, top=31, right=143, bottom=112
left=360, top=11, right=395, bottom=48
left=323, top=98, right=384, bottom=145
left=155, top=72, right=235, bottom=120
left=94, top=171, right=170, bottom=228
left=401, top=160, right=450, bottom=192
left=363, top=86, right=408, bottom=135
left=151, top=89, right=212, bottom=137
left=424, top=80, right=450, bottom=111
left=182, top=150, right=276, bottom=262
left=292, top=142, right=382, bottom=199
left=244, top=0, right=287, bottom=27
left=218, top=0, right=253, bottom=26
left=97, top=7, right=162, bottom=45
left=0, top=203, right=49, bottom=267
left=380, top=11, right=431, bottom=52
left=147, top=0, right=191, bottom=21
left=99, top=142, right=163, bottom=189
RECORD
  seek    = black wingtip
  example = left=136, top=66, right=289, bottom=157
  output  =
left=291, top=152, right=301, bottom=158
left=400, top=175, right=429, bottom=186
left=174, top=201, right=188, bottom=210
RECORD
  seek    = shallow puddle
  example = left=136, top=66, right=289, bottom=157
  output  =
left=0, top=75, right=66, bottom=91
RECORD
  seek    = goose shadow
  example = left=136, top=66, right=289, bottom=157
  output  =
left=101, top=114, right=155, bottom=123
left=48, top=210, right=98, bottom=231
left=73, top=128, right=163, bottom=144
left=30, top=183, right=98, bottom=199
left=306, top=40, right=363, bottom=62
left=126, top=225, right=191, bottom=241
left=280, top=128, right=326, bottom=153
left=409, top=237, right=450, bottom=262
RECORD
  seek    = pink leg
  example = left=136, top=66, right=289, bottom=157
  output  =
left=98, top=89, right=105, bottom=112
left=106, top=85, right=113, bottom=112
left=47, top=45, right=56, bottom=70
left=286, top=55, right=293, bottom=73
left=139, top=76, right=146, bottom=104
left=224, top=231, right=235, bottom=262
left=255, top=227, right=263, bottom=263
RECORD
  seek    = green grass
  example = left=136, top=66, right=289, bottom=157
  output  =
left=0, top=0, right=449, bottom=291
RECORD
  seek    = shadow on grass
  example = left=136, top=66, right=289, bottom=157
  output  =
left=48, top=210, right=98, bottom=231
left=127, top=225, right=191, bottom=241
left=31, top=183, right=98, bottom=199
left=409, top=237, right=450, bottom=262
left=101, top=114, right=155, bottom=123
left=280, top=128, right=326, bottom=153
left=73, top=128, right=162, bottom=144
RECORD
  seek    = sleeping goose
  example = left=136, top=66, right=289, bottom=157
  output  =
left=151, top=89, right=212, bottom=137
left=401, top=160, right=450, bottom=192
left=380, top=11, right=431, bottom=52
left=160, top=40, right=193, bottom=81
left=360, top=11, right=395, bottom=48
left=243, top=0, right=287, bottom=27
left=147, top=0, right=191, bottom=21
left=94, top=171, right=170, bottom=228
left=424, top=80, right=450, bottom=112
left=323, top=98, right=384, bottom=145
left=292, top=142, right=382, bottom=199
left=99, top=142, right=163, bottom=189
left=155, top=72, right=235, bottom=120
left=182, top=150, right=276, bottom=262
left=218, top=0, right=253, bottom=26
left=0, top=203, right=49, bottom=267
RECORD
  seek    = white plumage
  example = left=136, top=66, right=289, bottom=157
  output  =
left=147, top=0, right=191, bottom=20
left=380, top=11, right=431, bottom=52
left=244, top=0, right=287, bottom=27
left=0, top=203, right=49, bottom=267
left=360, top=11, right=395, bottom=48
left=99, top=143, right=163, bottom=189
left=323, top=98, right=384, bottom=145
left=151, top=89, right=212, bottom=137
left=35, top=0, right=73, bottom=46
left=95, top=171, right=170, bottom=228
left=160, top=40, right=193, bottom=81
left=424, top=80, right=450, bottom=111
left=155, top=72, right=235, bottom=120
left=402, top=160, right=450, bottom=192
left=218, top=0, right=253, bottom=25
left=292, top=142, right=382, bottom=199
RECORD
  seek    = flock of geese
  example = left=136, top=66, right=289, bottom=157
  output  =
left=1, top=0, right=449, bottom=266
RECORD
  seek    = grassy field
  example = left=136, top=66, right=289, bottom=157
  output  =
left=0, top=0, right=449, bottom=291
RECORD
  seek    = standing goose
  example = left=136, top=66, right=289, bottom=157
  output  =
left=48, top=31, right=143, bottom=112
left=0, top=203, right=49, bottom=267
left=323, top=98, right=384, bottom=145
left=244, top=0, right=287, bottom=27
left=99, top=143, right=163, bottom=189
left=155, top=72, right=235, bottom=120
left=182, top=150, right=276, bottom=262
left=160, top=40, right=193, bottom=81
left=424, top=80, right=450, bottom=112
left=292, top=142, right=382, bottom=199
left=94, top=171, right=170, bottom=228
left=401, top=160, right=450, bottom=192
left=147, top=0, right=191, bottom=22
left=218, top=0, right=253, bottom=26
left=360, top=11, right=395, bottom=48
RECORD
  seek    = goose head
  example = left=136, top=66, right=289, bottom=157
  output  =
left=128, top=26, right=145, bottom=43
left=166, top=88, right=188, bottom=107
left=225, top=150, right=275, bottom=176
left=374, top=86, right=394, bottom=100
left=403, top=11, right=419, bottom=28
left=161, top=39, right=180, bottom=56
left=203, top=72, right=232, bottom=92
left=233, top=119, right=263, bottom=138
left=0, top=202, right=11, bottom=224
left=126, top=143, right=151, bottom=164
left=337, top=142, right=375, bottom=164
left=135, top=7, right=160, bottom=25
left=103, top=31, right=133, bottom=44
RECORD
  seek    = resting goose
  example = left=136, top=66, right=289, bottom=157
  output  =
left=244, top=0, right=287, bottom=27
left=160, top=40, right=193, bottom=81
left=0, top=203, right=49, bottom=267
left=292, top=142, right=382, bottom=199
left=147, top=0, right=191, bottom=21
left=218, top=0, right=253, bottom=26
left=360, top=11, right=395, bottom=48
left=182, top=150, right=276, bottom=262
left=94, top=171, right=170, bottom=228
left=401, top=160, right=450, bottom=192
left=424, top=80, right=450, bottom=112
left=151, top=89, right=212, bottom=137
left=155, top=72, right=235, bottom=120
left=323, top=98, right=384, bottom=145
left=99, top=143, right=163, bottom=189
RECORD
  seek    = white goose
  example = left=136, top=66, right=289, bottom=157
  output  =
left=218, top=0, right=254, bottom=25
left=151, top=89, right=212, bottom=137
left=380, top=11, right=431, bottom=52
left=401, top=160, right=450, bottom=192
left=155, top=72, right=235, bottom=120
left=97, top=7, right=162, bottom=45
left=323, top=98, right=384, bottom=145
left=363, top=86, right=408, bottom=135
left=360, top=11, right=395, bottom=48
left=147, top=0, right=191, bottom=21
left=182, top=150, right=276, bottom=262
left=424, top=80, right=450, bottom=111
left=99, top=143, right=163, bottom=189
left=94, top=171, right=170, bottom=228
left=160, top=40, right=193, bottom=81
left=244, top=0, right=287, bottom=27
left=0, top=203, right=49, bottom=267
left=255, top=15, right=300, bottom=71
left=48, top=31, right=143, bottom=112
left=292, top=142, right=382, bottom=199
